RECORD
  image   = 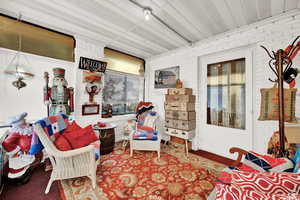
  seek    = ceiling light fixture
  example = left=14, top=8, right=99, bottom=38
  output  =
left=143, top=8, right=152, bottom=21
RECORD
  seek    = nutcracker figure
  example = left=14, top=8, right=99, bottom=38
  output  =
left=44, top=68, right=74, bottom=116
left=2, top=112, right=35, bottom=179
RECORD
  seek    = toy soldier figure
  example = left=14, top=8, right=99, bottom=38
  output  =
left=44, top=68, right=74, bottom=116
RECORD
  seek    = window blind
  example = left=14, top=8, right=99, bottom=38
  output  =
left=0, top=15, right=75, bottom=62
left=104, top=48, right=145, bottom=76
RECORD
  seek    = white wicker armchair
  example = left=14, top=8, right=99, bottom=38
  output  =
left=34, top=124, right=99, bottom=194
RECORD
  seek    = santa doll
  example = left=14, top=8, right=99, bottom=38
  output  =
left=2, top=112, right=35, bottom=179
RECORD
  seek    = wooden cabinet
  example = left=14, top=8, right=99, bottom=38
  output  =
left=164, top=88, right=196, bottom=156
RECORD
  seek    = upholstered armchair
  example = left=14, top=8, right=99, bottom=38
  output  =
left=129, top=102, right=161, bottom=159
left=32, top=115, right=100, bottom=194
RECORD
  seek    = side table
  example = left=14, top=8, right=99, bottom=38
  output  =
left=165, top=127, right=195, bottom=157
left=93, top=124, right=117, bottom=155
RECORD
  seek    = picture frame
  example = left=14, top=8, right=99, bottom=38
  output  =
left=82, top=104, right=100, bottom=116
left=154, top=66, right=179, bottom=88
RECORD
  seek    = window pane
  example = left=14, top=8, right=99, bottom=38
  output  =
left=102, top=70, right=144, bottom=116
left=207, top=59, right=245, bottom=129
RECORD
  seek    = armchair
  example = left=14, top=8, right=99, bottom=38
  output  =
left=33, top=115, right=99, bottom=194
left=129, top=102, right=161, bottom=159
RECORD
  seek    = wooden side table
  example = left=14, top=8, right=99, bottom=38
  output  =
left=93, top=124, right=117, bottom=155
left=165, top=127, right=195, bottom=157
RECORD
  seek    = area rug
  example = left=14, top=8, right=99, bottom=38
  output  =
left=59, top=143, right=225, bottom=200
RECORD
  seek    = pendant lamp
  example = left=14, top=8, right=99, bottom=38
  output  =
left=4, top=14, right=34, bottom=90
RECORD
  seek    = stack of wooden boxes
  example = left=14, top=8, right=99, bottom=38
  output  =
left=164, top=88, right=196, bottom=156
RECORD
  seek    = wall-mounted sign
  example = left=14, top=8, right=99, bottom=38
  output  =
left=78, top=57, right=107, bottom=73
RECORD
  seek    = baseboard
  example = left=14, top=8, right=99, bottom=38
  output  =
left=190, top=149, right=235, bottom=166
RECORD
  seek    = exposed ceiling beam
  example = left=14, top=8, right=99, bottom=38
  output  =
left=224, top=0, right=247, bottom=27
left=149, top=0, right=206, bottom=40
left=255, top=0, right=271, bottom=20
left=241, top=0, right=258, bottom=24
left=271, top=0, right=285, bottom=16
left=163, top=0, right=215, bottom=37
left=211, top=0, right=237, bottom=30
left=127, top=0, right=193, bottom=45
left=284, top=0, right=299, bottom=11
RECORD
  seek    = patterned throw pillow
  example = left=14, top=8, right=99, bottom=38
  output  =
left=216, top=183, right=300, bottom=200
left=243, top=151, right=272, bottom=172
left=232, top=171, right=300, bottom=195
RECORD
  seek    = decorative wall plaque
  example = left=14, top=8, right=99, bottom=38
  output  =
left=78, top=57, right=107, bottom=73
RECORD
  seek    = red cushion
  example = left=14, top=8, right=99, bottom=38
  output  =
left=63, top=125, right=98, bottom=149
left=54, top=135, right=72, bottom=151
left=65, top=121, right=82, bottom=133
left=137, top=124, right=154, bottom=133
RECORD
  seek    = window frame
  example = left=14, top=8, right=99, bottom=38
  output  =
left=206, top=58, right=246, bottom=130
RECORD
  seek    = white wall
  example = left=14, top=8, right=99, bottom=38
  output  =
left=145, top=12, right=300, bottom=159
left=0, top=48, right=75, bottom=123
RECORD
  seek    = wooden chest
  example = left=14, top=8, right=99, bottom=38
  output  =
left=165, top=119, right=196, bottom=131
left=165, top=102, right=195, bottom=111
left=168, top=88, right=193, bottom=95
left=165, top=110, right=196, bottom=120
left=165, top=95, right=195, bottom=103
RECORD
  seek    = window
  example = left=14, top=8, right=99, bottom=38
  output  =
left=102, top=70, right=144, bottom=115
left=207, top=58, right=245, bottom=129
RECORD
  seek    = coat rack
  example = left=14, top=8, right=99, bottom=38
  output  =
left=261, top=35, right=300, bottom=157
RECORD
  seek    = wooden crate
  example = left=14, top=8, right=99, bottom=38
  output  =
left=165, top=119, right=196, bottom=131
left=168, top=88, right=193, bottom=95
left=165, top=94, right=195, bottom=102
left=165, top=110, right=196, bottom=120
left=165, top=102, right=195, bottom=111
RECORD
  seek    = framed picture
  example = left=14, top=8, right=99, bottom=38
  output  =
left=154, top=66, right=179, bottom=88
left=82, top=104, right=100, bottom=115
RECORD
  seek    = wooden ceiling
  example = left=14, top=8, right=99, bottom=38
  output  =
left=1, top=0, right=300, bottom=58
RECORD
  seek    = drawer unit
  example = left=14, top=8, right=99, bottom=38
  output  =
left=165, top=111, right=196, bottom=120
left=168, top=88, right=193, bottom=95
left=165, top=127, right=195, bottom=140
left=165, top=119, right=196, bottom=131
left=165, top=95, right=195, bottom=103
left=165, top=102, right=195, bottom=111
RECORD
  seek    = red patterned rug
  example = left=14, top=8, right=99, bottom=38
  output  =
left=59, top=143, right=225, bottom=200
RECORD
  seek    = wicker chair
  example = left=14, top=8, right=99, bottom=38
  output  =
left=34, top=123, right=99, bottom=194
left=129, top=109, right=160, bottom=159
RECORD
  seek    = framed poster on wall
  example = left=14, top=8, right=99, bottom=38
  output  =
left=154, top=66, right=179, bottom=88
left=82, top=104, right=100, bottom=115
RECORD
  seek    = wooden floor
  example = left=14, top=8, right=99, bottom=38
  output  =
left=190, top=149, right=235, bottom=166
